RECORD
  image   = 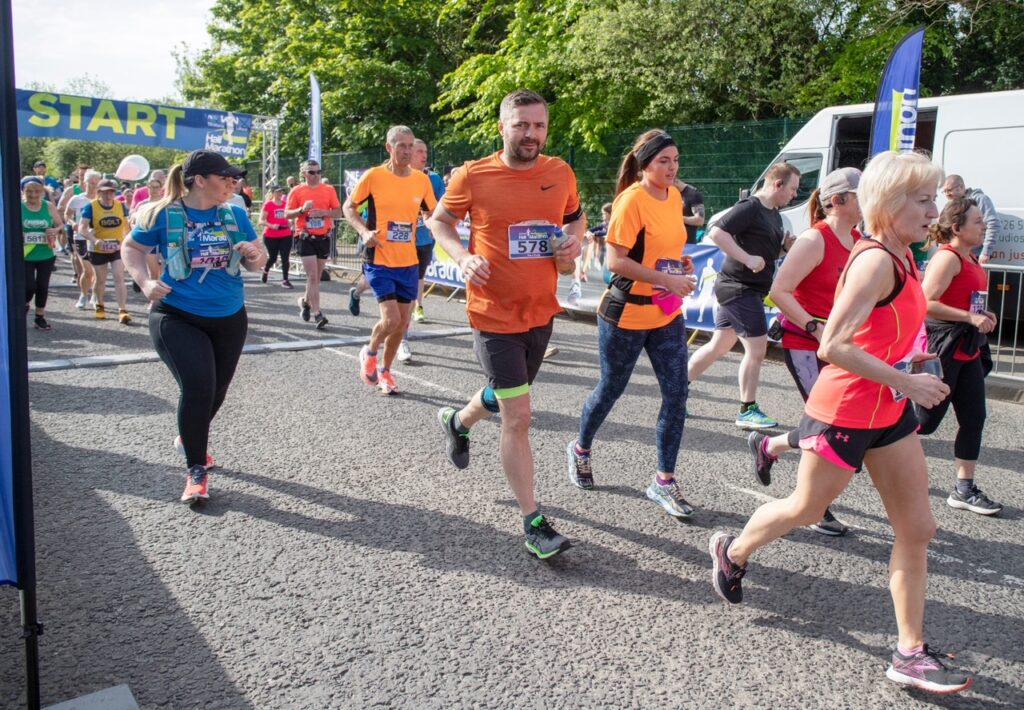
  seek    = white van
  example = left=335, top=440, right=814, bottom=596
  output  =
left=709, top=90, right=1024, bottom=267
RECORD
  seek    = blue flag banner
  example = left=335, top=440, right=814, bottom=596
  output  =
left=308, top=74, right=322, bottom=163
left=869, top=27, right=926, bottom=156
left=0, top=121, right=16, bottom=586
left=15, top=89, right=253, bottom=157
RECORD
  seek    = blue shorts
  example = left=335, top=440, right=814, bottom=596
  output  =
left=364, top=263, right=419, bottom=303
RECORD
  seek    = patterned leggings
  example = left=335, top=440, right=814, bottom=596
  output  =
left=579, top=315, right=689, bottom=473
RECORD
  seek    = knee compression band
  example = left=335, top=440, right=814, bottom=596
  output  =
left=481, top=386, right=500, bottom=413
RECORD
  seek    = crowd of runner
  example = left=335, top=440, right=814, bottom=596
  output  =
left=21, top=87, right=1009, bottom=696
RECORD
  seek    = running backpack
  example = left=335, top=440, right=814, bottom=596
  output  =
left=163, top=202, right=245, bottom=281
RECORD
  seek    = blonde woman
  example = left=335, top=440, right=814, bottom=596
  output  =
left=709, top=151, right=972, bottom=694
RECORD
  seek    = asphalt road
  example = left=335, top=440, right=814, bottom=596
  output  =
left=2, top=265, right=1023, bottom=709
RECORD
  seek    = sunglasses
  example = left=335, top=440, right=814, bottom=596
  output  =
left=305, top=170, right=321, bottom=175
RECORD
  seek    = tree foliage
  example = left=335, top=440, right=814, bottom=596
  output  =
left=177, top=0, right=1024, bottom=156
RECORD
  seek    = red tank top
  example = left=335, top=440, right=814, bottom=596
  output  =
left=935, top=244, right=986, bottom=361
left=805, top=240, right=925, bottom=429
left=782, top=221, right=858, bottom=351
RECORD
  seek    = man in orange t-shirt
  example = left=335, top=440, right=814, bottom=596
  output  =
left=343, top=126, right=437, bottom=395
left=285, top=159, right=342, bottom=328
left=427, top=89, right=586, bottom=560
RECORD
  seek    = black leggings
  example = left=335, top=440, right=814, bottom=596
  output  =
left=26, top=256, right=56, bottom=310
left=915, top=355, right=986, bottom=461
left=264, top=235, right=293, bottom=279
left=149, top=302, right=248, bottom=468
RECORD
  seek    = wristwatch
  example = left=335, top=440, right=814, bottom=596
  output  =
left=804, top=320, right=819, bottom=335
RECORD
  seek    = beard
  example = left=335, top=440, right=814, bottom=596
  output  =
left=507, top=137, right=545, bottom=164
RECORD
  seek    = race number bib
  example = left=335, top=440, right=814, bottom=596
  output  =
left=970, top=291, right=987, bottom=314
left=96, top=239, right=121, bottom=254
left=387, top=221, right=413, bottom=243
left=508, top=222, right=557, bottom=260
left=23, top=231, right=47, bottom=245
left=190, top=242, right=231, bottom=269
left=274, top=209, right=285, bottom=220
left=306, top=216, right=324, bottom=230
left=652, top=258, right=684, bottom=291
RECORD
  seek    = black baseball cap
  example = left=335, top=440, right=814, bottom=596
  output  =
left=182, top=150, right=247, bottom=179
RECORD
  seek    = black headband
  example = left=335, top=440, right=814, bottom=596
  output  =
left=635, top=133, right=676, bottom=168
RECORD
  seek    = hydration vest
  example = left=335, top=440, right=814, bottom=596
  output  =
left=164, top=202, right=245, bottom=281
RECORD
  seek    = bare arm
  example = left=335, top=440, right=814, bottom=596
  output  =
left=922, top=250, right=995, bottom=331
left=555, top=214, right=586, bottom=275
left=426, top=203, right=488, bottom=285
left=707, top=225, right=762, bottom=271
left=818, top=249, right=948, bottom=407
left=122, top=237, right=172, bottom=301
left=769, top=228, right=825, bottom=339
left=606, top=244, right=695, bottom=297
left=342, top=197, right=378, bottom=246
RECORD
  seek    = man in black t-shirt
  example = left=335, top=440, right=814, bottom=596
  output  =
left=687, top=162, right=799, bottom=430
left=675, top=179, right=705, bottom=243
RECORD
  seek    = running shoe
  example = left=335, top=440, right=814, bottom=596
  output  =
left=314, top=312, right=328, bottom=330
left=281, top=280, right=293, bottom=290
left=885, top=645, right=973, bottom=694
left=524, top=515, right=571, bottom=559
left=260, top=270, right=268, bottom=284
left=118, top=309, right=132, bottom=325
left=348, top=287, right=360, bottom=316
left=298, top=297, right=311, bottom=322
left=747, top=431, right=775, bottom=486
left=33, top=315, right=51, bottom=331
left=543, top=346, right=559, bottom=359
left=378, top=369, right=399, bottom=395
left=181, top=465, right=210, bottom=504
left=94, top=303, right=106, bottom=320
left=75, top=294, right=87, bottom=310
left=947, top=486, right=1002, bottom=516
left=359, top=346, right=378, bottom=386
left=709, top=531, right=745, bottom=604
left=646, top=478, right=695, bottom=518
left=174, top=436, right=216, bottom=469
left=567, top=280, right=582, bottom=306
left=412, top=305, right=425, bottom=323
left=735, top=405, right=777, bottom=430
left=437, top=406, right=470, bottom=469
left=809, top=507, right=849, bottom=536
left=566, top=439, right=594, bottom=490
left=397, top=340, right=412, bottom=363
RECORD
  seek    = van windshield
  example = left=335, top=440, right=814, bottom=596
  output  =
left=755, top=154, right=822, bottom=209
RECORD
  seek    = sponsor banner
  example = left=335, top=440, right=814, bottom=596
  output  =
left=869, top=27, right=925, bottom=156
left=15, top=89, right=253, bottom=157
left=423, top=223, right=472, bottom=289
left=308, top=74, right=322, bottom=164
left=682, top=243, right=780, bottom=333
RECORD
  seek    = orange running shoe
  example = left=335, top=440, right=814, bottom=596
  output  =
left=378, top=369, right=399, bottom=395
left=359, top=345, right=379, bottom=385
left=181, top=466, right=209, bottom=503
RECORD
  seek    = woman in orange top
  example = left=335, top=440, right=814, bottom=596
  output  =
left=916, top=197, right=1000, bottom=515
left=567, top=130, right=697, bottom=518
left=710, top=151, right=973, bottom=694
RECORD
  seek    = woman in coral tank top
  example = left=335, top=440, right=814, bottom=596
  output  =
left=709, top=151, right=973, bottom=694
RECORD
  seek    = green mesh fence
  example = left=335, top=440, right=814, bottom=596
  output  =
left=249, top=117, right=808, bottom=223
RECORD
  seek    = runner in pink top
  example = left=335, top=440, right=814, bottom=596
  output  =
left=258, top=185, right=294, bottom=289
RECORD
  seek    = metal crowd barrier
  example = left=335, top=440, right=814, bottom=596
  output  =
left=984, top=264, right=1024, bottom=381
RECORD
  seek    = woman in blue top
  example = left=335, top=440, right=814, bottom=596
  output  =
left=123, top=150, right=266, bottom=504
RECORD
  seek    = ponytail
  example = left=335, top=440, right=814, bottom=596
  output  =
left=137, top=163, right=187, bottom=229
left=808, top=188, right=827, bottom=223
left=615, top=129, right=675, bottom=197
left=926, top=196, right=976, bottom=248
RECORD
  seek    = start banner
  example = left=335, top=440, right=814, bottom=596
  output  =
left=15, top=89, right=253, bottom=157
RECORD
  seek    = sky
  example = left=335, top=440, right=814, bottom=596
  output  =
left=12, top=0, right=217, bottom=102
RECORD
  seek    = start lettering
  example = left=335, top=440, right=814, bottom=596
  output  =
left=24, top=92, right=188, bottom=141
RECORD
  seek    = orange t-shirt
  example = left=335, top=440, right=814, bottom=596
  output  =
left=286, top=183, right=340, bottom=236
left=600, top=182, right=687, bottom=330
left=441, top=152, right=582, bottom=334
left=348, top=166, right=437, bottom=268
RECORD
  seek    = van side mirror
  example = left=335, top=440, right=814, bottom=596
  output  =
left=739, top=188, right=750, bottom=200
